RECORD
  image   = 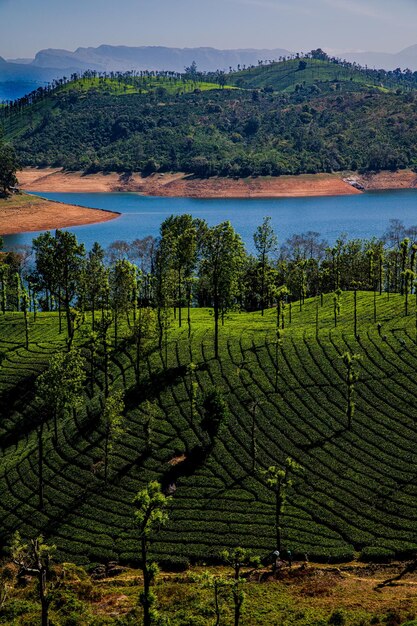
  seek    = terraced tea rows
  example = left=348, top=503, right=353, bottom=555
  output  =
left=1, top=292, right=417, bottom=566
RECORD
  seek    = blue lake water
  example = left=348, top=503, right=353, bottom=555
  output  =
left=3, top=189, right=417, bottom=252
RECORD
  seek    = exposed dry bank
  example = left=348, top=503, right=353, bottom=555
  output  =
left=18, top=168, right=417, bottom=198
left=0, top=193, right=119, bottom=235
left=18, top=168, right=360, bottom=197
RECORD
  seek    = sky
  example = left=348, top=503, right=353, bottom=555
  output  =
left=1, top=0, right=417, bottom=58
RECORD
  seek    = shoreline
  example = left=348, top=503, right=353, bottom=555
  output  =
left=0, top=193, right=120, bottom=236
left=5, top=168, right=417, bottom=236
left=19, top=168, right=360, bottom=197
left=17, top=168, right=417, bottom=198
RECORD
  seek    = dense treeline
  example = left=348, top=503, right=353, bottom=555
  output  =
left=2, top=216, right=417, bottom=349
left=2, top=55, right=417, bottom=176
left=4, top=87, right=417, bottom=175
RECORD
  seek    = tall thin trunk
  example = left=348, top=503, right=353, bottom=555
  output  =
left=40, top=569, right=49, bottom=626
left=38, top=422, right=44, bottom=510
left=275, top=489, right=281, bottom=550
left=141, top=537, right=151, bottom=626
left=214, top=295, right=219, bottom=360
left=178, top=268, right=182, bottom=328
left=104, top=431, right=109, bottom=484
left=214, top=581, right=221, bottom=626
left=354, top=289, right=357, bottom=337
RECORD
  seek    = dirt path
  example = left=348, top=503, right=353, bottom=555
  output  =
left=0, top=193, right=119, bottom=236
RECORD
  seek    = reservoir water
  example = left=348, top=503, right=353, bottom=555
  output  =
left=3, top=189, right=417, bottom=251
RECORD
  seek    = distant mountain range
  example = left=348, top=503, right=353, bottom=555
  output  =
left=342, top=45, right=417, bottom=71
left=2, top=44, right=417, bottom=101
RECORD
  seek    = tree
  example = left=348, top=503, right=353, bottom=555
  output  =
left=253, top=217, right=278, bottom=316
left=260, top=458, right=302, bottom=551
left=97, top=313, right=113, bottom=398
left=102, top=389, right=125, bottom=483
left=342, top=352, right=361, bottom=430
left=36, top=347, right=86, bottom=444
left=53, top=230, right=86, bottom=340
left=200, top=222, right=246, bottom=359
left=186, top=362, right=198, bottom=425
left=83, top=242, right=108, bottom=330
left=0, top=263, right=9, bottom=313
left=220, top=547, right=260, bottom=626
left=10, top=532, right=62, bottom=626
left=201, top=389, right=229, bottom=440
left=333, top=288, right=342, bottom=328
left=131, top=307, right=156, bottom=387
left=402, top=269, right=415, bottom=316
left=21, top=282, right=30, bottom=349
left=274, top=329, right=283, bottom=394
left=0, top=142, right=18, bottom=196
left=198, top=571, right=230, bottom=626
left=160, top=214, right=199, bottom=329
left=109, top=259, right=137, bottom=347
left=141, top=400, right=160, bottom=453
left=133, top=481, right=171, bottom=626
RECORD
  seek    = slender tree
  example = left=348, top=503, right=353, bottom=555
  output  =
left=102, top=389, right=125, bottom=483
left=10, top=533, right=62, bottom=626
left=84, top=242, right=107, bottom=330
left=342, top=352, right=361, bottom=430
left=220, top=547, right=260, bottom=626
left=133, top=482, right=171, bottom=626
left=253, top=217, right=278, bottom=316
left=53, top=230, right=86, bottom=340
left=36, top=347, right=86, bottom=444
left=160, top=214, right=199, bottom=328
left=260, top=458, right=302, bottom=551
left=200, top=222, right=245, bottom=359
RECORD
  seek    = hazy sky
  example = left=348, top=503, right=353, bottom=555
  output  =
left=2, top=0, right=417, bottom=58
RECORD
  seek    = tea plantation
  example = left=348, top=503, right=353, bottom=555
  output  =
left=1, top=291, right=417, bottom=567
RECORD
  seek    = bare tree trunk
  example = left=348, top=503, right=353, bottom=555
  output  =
left=38, top=422, right=44, bottom=510
left=141, top=537, right=151, bottom=626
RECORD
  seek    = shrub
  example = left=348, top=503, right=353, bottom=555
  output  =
left=360, top=547, right=395, bottom=563
left=328, top=609, right=346, bottom=626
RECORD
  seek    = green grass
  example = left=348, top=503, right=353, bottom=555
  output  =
left=1, top=291, right=417, bottom=567
left=58, top=76, right=235, bottom=96
left=228, top=58, right=398, bottom=93
left=1, top=75, right=235, bottom=140
left=3, top=561, right=417, bottom=625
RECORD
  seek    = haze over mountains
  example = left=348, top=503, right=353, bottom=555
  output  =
left=2, top=43, right=417, bottom=101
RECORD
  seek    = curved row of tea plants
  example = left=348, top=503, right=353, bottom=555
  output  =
left=0, top=292, right=417, bottom=567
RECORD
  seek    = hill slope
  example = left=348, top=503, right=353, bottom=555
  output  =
left=2, top=65, right=417, bottom=176
left=1, top=293, right=417, bottom=566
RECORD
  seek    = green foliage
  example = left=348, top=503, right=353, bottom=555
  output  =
left=2, top=287, right=417, bottom=567
left=4, top=61, right=417, bottom=176
left=360, top=546, right=396, bottom=563
left=0, top=141, right=18, bottom=196
left=36, top=347, right=86, bottom=418
left=102, top=389, right=125, bottom=483
left=133, top=482, right=171, bottom=540
left=201, top=389, right=229, bottom=438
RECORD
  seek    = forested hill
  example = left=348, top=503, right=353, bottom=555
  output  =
left=2, top=56, right=417, bottom=176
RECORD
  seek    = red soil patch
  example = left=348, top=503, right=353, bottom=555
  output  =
left=18, top=168, right=361, bottom=198
left=0, top=194, right=119, bottom=235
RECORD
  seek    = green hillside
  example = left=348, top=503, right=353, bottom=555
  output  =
left=1, top=291, right=417, bottom=566
left=2, top=56, right=417, bottom=176
left=227, top=57, right=382, bottom=92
